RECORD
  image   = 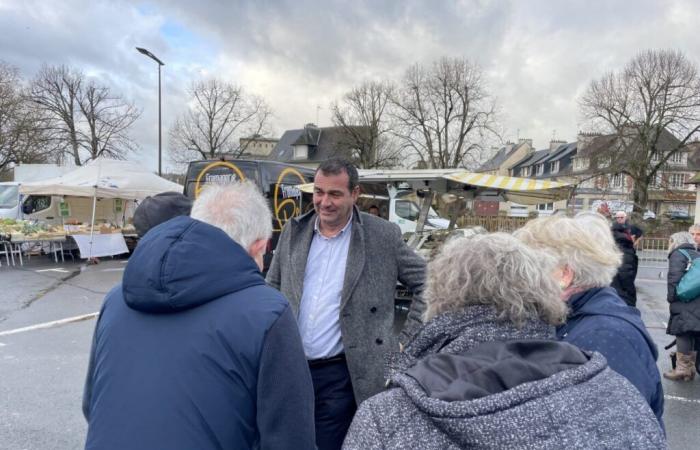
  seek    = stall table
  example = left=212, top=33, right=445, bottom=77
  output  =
left=69, top=233, right=129, bottom=259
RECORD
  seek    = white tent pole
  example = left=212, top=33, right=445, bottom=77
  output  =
left=88, top=159, right=102, bottom=260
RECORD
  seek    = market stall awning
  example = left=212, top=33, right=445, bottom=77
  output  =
left=442, top=172, right=572, bottom=204
left=298, top=170, right=572, bottom=204
left=19, top=158, right=182, bottom=200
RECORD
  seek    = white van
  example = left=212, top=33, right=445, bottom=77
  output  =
left=359, top=189, right=450, bottom=235
left=0, top=182, right=21, bottom=220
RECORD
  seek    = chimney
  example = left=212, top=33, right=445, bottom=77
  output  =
left=577, top=131, right=601, bottom=150
left=518, top=138, right=533, bottom=148
left=549, top=139, right=566, bottom=151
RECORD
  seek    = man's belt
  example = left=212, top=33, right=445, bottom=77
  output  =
left=307, top=353, right=346, bottom=368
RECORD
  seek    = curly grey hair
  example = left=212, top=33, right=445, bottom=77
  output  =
left=669, top=232, right=695, bottom=254
left=514, top=216, right=622, bottom=289
left=423, top=233, right=567, bottom=326
left=190, top=181, right=272, bottom=250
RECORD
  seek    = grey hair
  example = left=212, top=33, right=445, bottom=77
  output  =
left=689, top=224, right=700, bottom=233
left=669, top=232, right=695, bottom=254
left=514, top=216, right=622, bottom=289
left=423, top=233, right=567, bottom=326
left=190, top=181, right=272, bottom=250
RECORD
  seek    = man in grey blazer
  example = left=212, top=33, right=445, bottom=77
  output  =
left=267, top=158, right=426, bottom=450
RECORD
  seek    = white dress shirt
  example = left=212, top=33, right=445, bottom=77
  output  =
left=297, top=214, right=353, bottom=359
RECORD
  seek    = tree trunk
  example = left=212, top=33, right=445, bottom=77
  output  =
left=631, top=178, right=649, bottom=220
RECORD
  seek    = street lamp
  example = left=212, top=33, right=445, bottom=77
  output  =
left=135, top=47, right=165, bottom=176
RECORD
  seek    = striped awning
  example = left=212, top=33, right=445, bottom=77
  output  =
left=443, top=172, right=570, bottom=191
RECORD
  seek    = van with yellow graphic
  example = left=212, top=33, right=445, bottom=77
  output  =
left=184, top=159, right=315, bottom=272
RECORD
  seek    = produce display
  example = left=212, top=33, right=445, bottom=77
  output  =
left=0, top=219, right=134, bottom=241
left=0, top=219, right=65, bottom=241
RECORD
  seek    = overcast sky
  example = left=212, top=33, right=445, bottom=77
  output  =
left=2, top=0, right=699, bottom=171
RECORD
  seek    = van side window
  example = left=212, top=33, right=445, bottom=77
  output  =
left=395, top=200, right=419, bottom=221
left=23, top=195, right=52, bottom=214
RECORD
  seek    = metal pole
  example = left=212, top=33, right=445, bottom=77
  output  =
left=135, top=47, right=165, bottom=176
left=158, top=63, right=162, bottom=176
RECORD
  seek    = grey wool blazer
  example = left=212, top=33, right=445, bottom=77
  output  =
left=266, top=207, right=426, bottom=404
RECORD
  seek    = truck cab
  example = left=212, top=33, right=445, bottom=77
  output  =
left=0, top=182, right=21, bottom=220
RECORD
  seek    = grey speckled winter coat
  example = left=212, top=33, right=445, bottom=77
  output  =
left=343, top=306, right=665, bottom=450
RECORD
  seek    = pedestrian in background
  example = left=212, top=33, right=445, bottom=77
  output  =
left=514, top=214, right=664, bottom=427
left=343, top=233, right=665, bottom=450
left=267, top=158, right=426, bottom=450
left=611, top=211, right=639, bottom=307
left=663, top=228, right=700, bottom=381
left=83, top=183, right=315, bottom=450
left=132, top=191, right=192, bottom=238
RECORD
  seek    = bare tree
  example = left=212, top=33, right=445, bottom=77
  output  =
left=0, top=62, right=53, bottom=173
left=580, top=49, right=700, bottom=217
left=169, top=78, right=272, bottom=162
left=27, top=65, right=83, bottom=165
left=330, top=80, right=402, bottom=168
left=78, top=82, right=140, bottom=160
left=28, top=64, right=140, bottom=165
left=390, top=57, right=499, bottom=169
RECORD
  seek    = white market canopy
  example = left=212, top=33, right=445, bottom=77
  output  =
left=19, top=158, right=183, bottom=200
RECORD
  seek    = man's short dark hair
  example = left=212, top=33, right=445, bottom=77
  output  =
left=316, top=158, right=359, bottom=191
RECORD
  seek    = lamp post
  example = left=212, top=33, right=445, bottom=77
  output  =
left=135, top=47, right=164, bottom=176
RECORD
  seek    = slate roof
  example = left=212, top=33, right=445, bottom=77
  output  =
left=543, top=142, right=577, bottom=163
left=510, top=149, right=550, bottom=171
left=269, top=125, right=369, bottom=163
left=477, top=147, right=508, bottom=172
left=477, top=142, right=529, bottom=172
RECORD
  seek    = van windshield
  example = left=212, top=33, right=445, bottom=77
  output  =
left=0, top=185, right=19, bottom=209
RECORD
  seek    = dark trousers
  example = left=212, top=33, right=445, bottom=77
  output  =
left=309, top=357, right=357, bottom=450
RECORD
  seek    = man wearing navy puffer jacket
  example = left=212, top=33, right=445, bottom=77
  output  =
left=82, top=182, right=315, bottom=450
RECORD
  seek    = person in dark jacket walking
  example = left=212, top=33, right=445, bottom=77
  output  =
left=343, top=233, right=665, bottom=450
left=82, top=182, right=315, bottom=450
left=611, top=215, right=639, bottom=307
left=515, top=214, right=665, bottom=428
left=663, top=229, right=700, bottom=381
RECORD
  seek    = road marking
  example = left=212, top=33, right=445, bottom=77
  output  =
left=636, top=278, right=666, bottom=284
left=100, top=268, right=125, bottom=272
left=0, top=312, right=99, bottom=337
left=665, top=395, right=700, bottom=405
left=36, top=268, right=70, bottom=273
left=0, top=342, right=5, bottom=347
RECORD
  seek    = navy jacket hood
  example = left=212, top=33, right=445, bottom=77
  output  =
left=561, top=287, right=658, bottom=360
left=123, top=215, right=264, bottom=313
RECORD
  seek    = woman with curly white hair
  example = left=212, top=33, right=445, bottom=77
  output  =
left=514, top=214, right=664, bottom=427
left=342, top=233, right=665, bottom=450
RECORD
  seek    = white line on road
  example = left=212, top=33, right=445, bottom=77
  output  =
left=100, top=268, right=125, bottom=272
left=636, top=278, right=667, bottom=284
left=36, top=268, right=70, bottom=273
left=665, top=395, right=700, bottom=405
left=0, top=342, right=5, bottom=347
left=0, top=312, right=99, bottom=337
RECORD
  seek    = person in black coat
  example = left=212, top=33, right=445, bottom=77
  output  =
left=611, top=221, right=639, bottom=307
left=664, top=229, right=700, bottom=381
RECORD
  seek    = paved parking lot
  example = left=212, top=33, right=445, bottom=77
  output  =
left=0, top=258, right=698, bottom=449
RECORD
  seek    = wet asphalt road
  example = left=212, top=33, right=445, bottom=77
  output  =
left=0, top=257, right=698, bottom=449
